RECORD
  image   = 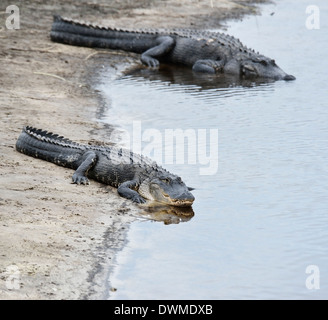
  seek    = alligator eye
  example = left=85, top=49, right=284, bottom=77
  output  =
left=161, top=178, right=171, bottom=184
left=260, top=60, right=268, bottom=66
left=243, top=64, right=255, bottom=72
left=242, top=65, right=257, bottom=76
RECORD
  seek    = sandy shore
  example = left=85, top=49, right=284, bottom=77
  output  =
left=0, top=0, right=265, bottom=299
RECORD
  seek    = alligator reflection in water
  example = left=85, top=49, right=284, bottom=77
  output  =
left=120, top=64, right=276, bottom=91
left=139, top=204, right=194, bottom=225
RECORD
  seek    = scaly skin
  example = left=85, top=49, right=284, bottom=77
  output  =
left=16, top=127, right=195, bottom=207
left=50, top=15, right=295, bottom=81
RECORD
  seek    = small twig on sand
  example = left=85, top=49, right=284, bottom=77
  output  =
left=31, top=45, right=56, bottom=52
left=84, top=50, right=128, bottom=60
left=84, top=52, right=101, bottom=60
left=33, top=72, right=66, bottom=81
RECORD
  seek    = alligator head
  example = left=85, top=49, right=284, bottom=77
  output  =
left=138, top=173, right=195, bottom=207
left=224, top=57, right=295, bottom=81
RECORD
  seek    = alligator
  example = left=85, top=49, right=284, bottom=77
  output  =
left=50, top=15, right=295, bottom=81
left=15, top=126, right=195, bottom=207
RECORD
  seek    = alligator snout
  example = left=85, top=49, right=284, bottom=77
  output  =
left=283, top=74, right=296, bottom=81
left=176, top=192, right=195, bottom=202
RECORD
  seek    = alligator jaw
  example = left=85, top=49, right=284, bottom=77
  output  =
left=169, top=198, right=195, bottom=207
left=162, top=192, right=195, bottom=207
left=141, top=179, right=195, bottom=207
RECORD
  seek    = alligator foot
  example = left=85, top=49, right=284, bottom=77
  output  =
left=131, top=194, right=147, bottom=204
left=71, top=150, right=97, bottom=185
left=140, top=35, right=175, bottom=69
left=118, top=179, right=146, bottom=204
left=192, top=59, right=224, bottom=74
left=140, top=55, right=160, bottom=68
left=72, top=173, right=89, bottom=185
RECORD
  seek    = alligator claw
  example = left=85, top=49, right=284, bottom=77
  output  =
left=132, top=195, right=146, bottom=204
left=72, top=173, right=89, bottom=185
left=141, top=55, right=159, bottom=68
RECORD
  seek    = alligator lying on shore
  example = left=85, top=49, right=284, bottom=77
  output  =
left=51, top=15, right=295, bottom=81
left=16, top=127, right=195, bottom=207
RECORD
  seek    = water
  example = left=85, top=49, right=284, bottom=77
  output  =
left=94, top=0, right=328, bottom=299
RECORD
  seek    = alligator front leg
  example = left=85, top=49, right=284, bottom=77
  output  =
left=192, top=59, right=224, bottom=74
left=72, top=151, right=97, bottom=185
left=141, top=36, right=175, bottom=68
left=118, top=180, right=146, bottom=204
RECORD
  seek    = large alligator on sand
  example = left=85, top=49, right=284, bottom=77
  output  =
left=51, top=15, right=295, bottom=81
left=16, top=127, right=195, bottom=207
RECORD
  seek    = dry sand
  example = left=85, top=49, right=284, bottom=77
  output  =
left=0, top=0, right=265, bottom=299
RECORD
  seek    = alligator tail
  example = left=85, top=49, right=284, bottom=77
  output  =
left=50, top=15, right=156, bottom=53
left=15, top=126, right=83, bottom=169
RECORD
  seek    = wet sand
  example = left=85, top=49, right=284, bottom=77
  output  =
left=0, top=0, right=266, bottom=299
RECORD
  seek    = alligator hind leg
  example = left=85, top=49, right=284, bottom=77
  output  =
left=192, top=59, right=224, bottom=74
left=72, top=151, right=97, bottom=185
left=141, top=36, right=175, bottom=68
left=118, top=180, right=146, bottom=204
